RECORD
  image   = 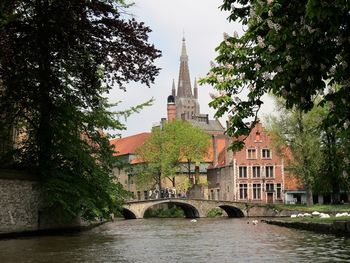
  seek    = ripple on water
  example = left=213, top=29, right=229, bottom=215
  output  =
left=0, top=218, right=350, bottom=263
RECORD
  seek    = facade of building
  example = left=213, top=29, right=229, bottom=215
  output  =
left=207, top=122, right=305, bottom=204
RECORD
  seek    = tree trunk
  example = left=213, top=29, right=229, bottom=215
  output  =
left=306, top=185, right=313, bottom=206
left=36, top=0, right=53, bottom=176
left=158, top=172, right=162, bottom=191
left=187, top=159, right=192, bottom=185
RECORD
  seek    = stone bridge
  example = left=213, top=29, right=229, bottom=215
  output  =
left=122, top=198, right=280, bottom=219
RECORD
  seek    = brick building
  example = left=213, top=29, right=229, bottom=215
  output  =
left=207, top=122, right=303, bottom=204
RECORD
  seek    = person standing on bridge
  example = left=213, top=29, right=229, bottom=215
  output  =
left=149, top=189, right=153, bottom=199
left=154, top=189, right=159, bottom=199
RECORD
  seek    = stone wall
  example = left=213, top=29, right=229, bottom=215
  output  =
left=0, top=170, right=81, bottom=235
left=0, top=171, right=40, bottom=234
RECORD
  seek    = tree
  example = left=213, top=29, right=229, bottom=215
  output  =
left=171, top=121, right=210, bottom=183
left=266, top=98, right=324, bottom=206
left=200, top=1, right=349, bottom=151
left=266, top=94, right=350, bottom=205
left=135, top=120, right=210, bottom=190
left=0, top=0, right=160, bottom=220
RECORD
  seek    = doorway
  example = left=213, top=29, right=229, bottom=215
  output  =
left=267, top=193, right=273, bottom=204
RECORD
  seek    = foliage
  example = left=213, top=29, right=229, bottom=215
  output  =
left=265, top=97, right=324, bottom=205
left=135, top=120, right=210, bottom=188
left=200, top=1, right=350, bottom=152
left=144, top=204, right=185, bottom=218
left=207, top=207, right=223, bottom=217
left=266, top=95, right=349, bottom=204
left=0, top=0, right=160, bottom=220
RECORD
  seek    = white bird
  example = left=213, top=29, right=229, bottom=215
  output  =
left=190, top=219, right=197, bottom=223
left=252, top=220, right=258, bottom=225
left=320, top=213, right=330, bottom=218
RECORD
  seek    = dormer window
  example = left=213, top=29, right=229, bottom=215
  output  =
left=262, top=148, right=272, bottom=159
left=247, top=148, right=257, bottom=159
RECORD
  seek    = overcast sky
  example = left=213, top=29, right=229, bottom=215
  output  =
left=109, top=0, right=274, bottom=137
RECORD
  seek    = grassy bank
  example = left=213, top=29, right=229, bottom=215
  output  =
left=273, top=204, right=350, bottom=213
left=282, top=216, right=350, bottom=223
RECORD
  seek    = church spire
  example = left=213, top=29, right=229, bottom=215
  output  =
left=177, top=37, right=192, bottom=98
left=194, top=78, right=198, bottom=99
left=172, top=79, right=176, bottom=96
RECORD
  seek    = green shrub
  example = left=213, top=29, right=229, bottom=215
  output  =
left=207, top=208, right=223, bottom=217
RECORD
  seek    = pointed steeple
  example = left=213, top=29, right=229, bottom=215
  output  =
left=194, top=78, right=198, bottom=99
left=172, top=79, right=176, bottom=96
left=177, top=37, right=192, bottom=98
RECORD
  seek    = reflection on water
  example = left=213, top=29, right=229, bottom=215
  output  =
left=1, top=218, right=350, bottom=263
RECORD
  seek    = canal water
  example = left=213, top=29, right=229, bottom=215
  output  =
left=1, top=218, right=350, bottom=263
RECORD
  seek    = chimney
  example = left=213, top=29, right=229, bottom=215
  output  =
left=167, top=95, right=176, bottom=122
left=212, top=135, right=218, bottom=167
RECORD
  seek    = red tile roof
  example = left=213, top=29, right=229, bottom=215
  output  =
left=110, top=132, right=151, bottom=156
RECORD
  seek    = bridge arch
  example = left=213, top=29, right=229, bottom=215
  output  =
left=217, top=205, right=244, bottom=218
left=122, top=199, right=249, bottom=219
left=143, top=200, right=200, bottom=219
left=122, top=208, right=137, bottom=219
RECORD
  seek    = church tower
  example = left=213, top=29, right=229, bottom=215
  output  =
left=174, top=37, right=200, bottom=120
left=166, top=37, right=225, bottom=135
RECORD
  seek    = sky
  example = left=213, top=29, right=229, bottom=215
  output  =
left=109, top=0, right=274, bottom=137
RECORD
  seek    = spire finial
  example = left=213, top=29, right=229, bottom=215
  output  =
left=182, top=29, right=185, bottom=41
left=181, top=35, right=188, bottom=59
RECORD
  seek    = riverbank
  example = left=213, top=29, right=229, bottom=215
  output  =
left=0, top=221, right=106, bottom=240
left=263, top=217, right=350, bottom=237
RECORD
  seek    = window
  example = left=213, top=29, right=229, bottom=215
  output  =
left=276, top=183, right=282, bottom=199
left=262, top=148, right=272, bottom=159
left=247, top=148, right=257, bottom=159
left=239, top=166, right=247, bottom=178
left=265, top=166, right=274, bottom=178
left=253, top=184, right=261, bottom=199
left=255, top=131, right=261, bottom=141
left=266, top=183, right=274, bottom=192
left=252, top=166, right=261, bottom=178
left=239, top=184, right=248, bottom=199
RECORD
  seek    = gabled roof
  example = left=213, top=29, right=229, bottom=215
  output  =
left=110, top=132, right=151, bottom=156
left=206, top=136, right=227, bottom=168
left=189, top=119, right=225, bottom=133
